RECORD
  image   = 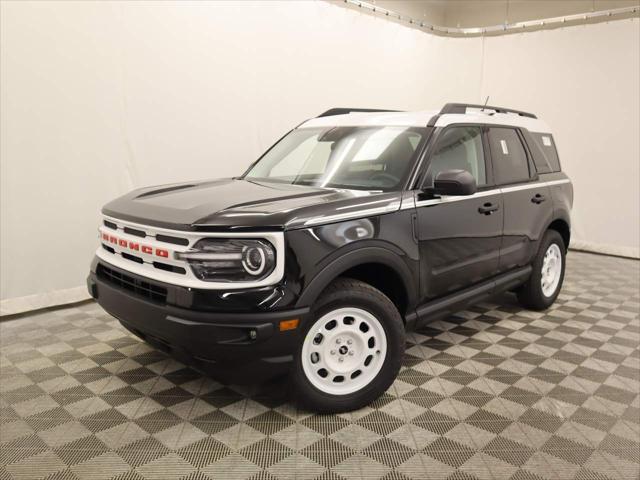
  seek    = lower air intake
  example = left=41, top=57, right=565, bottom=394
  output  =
left=97, top=264, right=167, bottom=304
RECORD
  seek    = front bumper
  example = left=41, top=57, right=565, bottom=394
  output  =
left=87, top=259, right=308, bottom=383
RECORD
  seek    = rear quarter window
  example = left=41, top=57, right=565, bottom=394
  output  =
left=529, top=133, right=561, bottom=173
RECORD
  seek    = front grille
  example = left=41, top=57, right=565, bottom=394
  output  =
left=153, top=261, right=186, bottom=274
left=100, top=218, right=190, bottom=276
left=97, top=264, right=167, bottom=304
left=122, top=252, right=143, bottom=264
left=156, top=234, right=189, bottom=246
left=124, top=226, right=146, bottom=238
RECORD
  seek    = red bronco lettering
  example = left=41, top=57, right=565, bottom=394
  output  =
left=101, top=232, right=169, bottom=258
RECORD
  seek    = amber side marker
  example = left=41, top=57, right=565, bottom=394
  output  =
left=279, top=319, right=299, bottom=331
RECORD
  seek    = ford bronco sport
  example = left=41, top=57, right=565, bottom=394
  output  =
left=88, top=103, right=573, bottom=413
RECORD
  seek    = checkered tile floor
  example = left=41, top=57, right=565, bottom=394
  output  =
left=1, top=251, right=638, bottom=480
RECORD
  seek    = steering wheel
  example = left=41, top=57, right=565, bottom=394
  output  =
left=369, top=172, right=399, bottom=188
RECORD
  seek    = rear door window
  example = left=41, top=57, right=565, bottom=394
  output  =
left=488, top=128, right=531, bottom=185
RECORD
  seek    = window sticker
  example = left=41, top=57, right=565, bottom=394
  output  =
left=500, top=139, right=509, bottom=155
left=542, top=136, right=552, bottom=147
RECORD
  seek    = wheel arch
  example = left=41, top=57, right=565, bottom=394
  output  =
left=547, top=217, right=571, bottom=251
left=295, top=246, right=417, bottom=321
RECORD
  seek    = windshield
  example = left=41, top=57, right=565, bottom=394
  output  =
left=243, top=126, right=427, bottom=191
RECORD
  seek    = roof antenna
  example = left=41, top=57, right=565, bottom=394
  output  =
left=481, top=96, right=490, bottom=112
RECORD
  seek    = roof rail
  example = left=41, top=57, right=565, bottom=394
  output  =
left=440, top=103, right=537, bottom=119
left=317, top=108, right=401, bottom=118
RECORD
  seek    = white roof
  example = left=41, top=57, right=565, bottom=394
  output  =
left=300, top=108, right=551, bottom=133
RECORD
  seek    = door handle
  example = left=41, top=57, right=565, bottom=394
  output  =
left=478, top=202, right=499, bottom=215
left=531, top=193, right=547, bottom=204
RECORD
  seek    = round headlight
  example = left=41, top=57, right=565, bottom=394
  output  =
left=242, top=245, right=267, bottom=276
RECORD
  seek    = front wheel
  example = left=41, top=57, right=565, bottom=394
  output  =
left=292, top=278, right=405, bottom=413
left=517, top=230, right=566, bottom=310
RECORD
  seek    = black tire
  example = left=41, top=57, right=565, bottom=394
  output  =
left=517, top=230, right=566, bottom=310
left=291, top=277, right=405, bottom=413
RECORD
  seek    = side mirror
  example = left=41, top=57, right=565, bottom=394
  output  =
left=433, top=169, right=477, bottom=196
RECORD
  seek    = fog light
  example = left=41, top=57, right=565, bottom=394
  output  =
left=249, top=330, right=257, bottom=340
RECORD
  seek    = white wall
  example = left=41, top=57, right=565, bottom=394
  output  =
left=1, top=1, right=638, bottom=312
left=480, top=20, right=640, bottom=258
left=0, top=1, right=482, bottom=309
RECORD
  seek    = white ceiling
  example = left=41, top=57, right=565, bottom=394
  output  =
left=363, top=0, right=639, bottom=28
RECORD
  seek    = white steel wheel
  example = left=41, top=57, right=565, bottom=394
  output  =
left=541, top=243, right=562, bottom=297
left=301, top=307, right=387, bottom=396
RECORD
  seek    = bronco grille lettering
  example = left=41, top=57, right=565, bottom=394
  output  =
left=101, top=232, right=169, bottom=259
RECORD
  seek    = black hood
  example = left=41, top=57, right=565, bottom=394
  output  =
left=102, top=178, right=401, bottom=231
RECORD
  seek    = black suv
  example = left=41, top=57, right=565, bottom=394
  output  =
left=88, top=103, right=573, bottom=413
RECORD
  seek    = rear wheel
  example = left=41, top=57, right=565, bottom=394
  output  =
left=292, top=278, right=405, bottom=413
left=517, top=230, right=566, bottom=310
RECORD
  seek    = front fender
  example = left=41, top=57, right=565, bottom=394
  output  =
left=294, top=243, right=417, bottom=312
